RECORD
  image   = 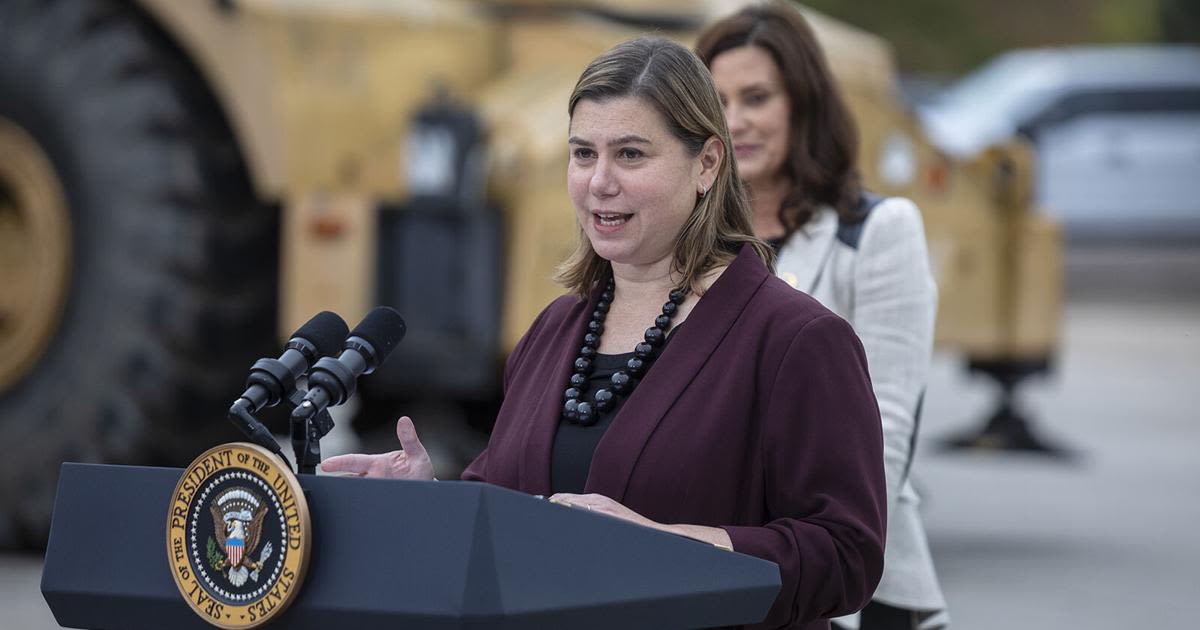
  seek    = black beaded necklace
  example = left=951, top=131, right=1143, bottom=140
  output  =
left=562, top=275, right=687, bottom=426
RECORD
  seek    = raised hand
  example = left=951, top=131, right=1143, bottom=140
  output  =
left=320, top=416, right=435, bottom=480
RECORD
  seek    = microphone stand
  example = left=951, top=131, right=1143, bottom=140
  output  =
left=227, top=384, right=336, bottom=476
left=287, top=388, right=336, bottom=475
left=228, top=402, right=287, bottom=459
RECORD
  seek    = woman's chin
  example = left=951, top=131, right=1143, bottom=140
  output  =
left=589, top=242, right=628, bottom=263
left=739, top=167, right=768, bottom=187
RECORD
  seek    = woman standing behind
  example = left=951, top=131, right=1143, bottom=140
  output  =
left=698, top=5, right=947, bottom=630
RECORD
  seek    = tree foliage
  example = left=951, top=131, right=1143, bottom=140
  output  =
left=798, top=0, right=1168, bottom=74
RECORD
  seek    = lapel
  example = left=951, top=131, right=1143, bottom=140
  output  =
left=776, top=208, right=837, bottom=294
left=584, top=245, right=770, bottom=502
left=517, top=288, right=598, bottom=495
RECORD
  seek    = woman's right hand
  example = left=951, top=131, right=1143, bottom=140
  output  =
left=320, top=416, right=436, bottom=480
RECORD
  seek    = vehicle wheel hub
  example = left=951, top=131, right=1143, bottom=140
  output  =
left=0, top=116, right=72, bottom=391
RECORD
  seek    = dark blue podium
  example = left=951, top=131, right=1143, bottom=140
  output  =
left=42, top=463, right=780, bottom=629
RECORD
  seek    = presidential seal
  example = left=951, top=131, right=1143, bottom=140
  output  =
left=167, top=443, right=310, bottom=628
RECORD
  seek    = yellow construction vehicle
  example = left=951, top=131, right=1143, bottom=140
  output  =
left=0, top=0, right=1060, bottom=546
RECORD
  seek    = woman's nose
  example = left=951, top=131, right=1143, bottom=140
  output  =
left=589, top=158, right=619, bottom=197
left=725, top=104, right=748, bottom=136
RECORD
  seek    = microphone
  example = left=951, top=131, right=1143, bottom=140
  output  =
left=230, top=311, right=350, bottom=416
left=291, top=306, right=406, bottom=422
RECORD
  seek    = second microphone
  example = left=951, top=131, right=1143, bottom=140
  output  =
left=292, top=306, right=407, bottom=422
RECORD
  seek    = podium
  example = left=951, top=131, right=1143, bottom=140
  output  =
left=42, top=463, right=780, bottom=628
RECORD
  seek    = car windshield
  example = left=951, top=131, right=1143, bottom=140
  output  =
left=933, top=52, right=1060, bottom=122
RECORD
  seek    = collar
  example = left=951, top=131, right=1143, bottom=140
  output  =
left=775, top=207, right=838, bottom=293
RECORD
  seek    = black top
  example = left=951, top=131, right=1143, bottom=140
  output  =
left=550, top=326, right=680, bottom=494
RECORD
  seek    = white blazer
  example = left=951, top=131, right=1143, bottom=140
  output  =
left=776, top=197, right=948, bottom=626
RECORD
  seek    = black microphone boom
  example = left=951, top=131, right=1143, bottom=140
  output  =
left=292, top=306, right=406, bottom=422
left=228, top=310, right=348, bottom=458
left=230, top=310, right=350, bottom=416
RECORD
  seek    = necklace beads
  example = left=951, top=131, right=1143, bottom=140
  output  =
left=561, top=277, right=687, bottom=426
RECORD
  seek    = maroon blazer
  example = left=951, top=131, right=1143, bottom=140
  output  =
left=463, top=246, right=886, bottom=629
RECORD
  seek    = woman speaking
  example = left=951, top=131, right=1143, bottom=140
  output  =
left=324, top=37, right=886, bottom=629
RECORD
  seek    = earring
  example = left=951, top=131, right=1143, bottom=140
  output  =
left=699, top=183, right=708, bottom=198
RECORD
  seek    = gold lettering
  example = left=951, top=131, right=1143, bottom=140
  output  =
left=170, top=504, right=187, bottom=530
left=187, top=464, right=206, bottom=490
left=172, top=536, right=185, bottom=563
left=276, top=570, right=294, bottom=597
left=189, top=581, right=213, bottom=612
left=264, top=583, right=282, bottom=612
left=271, top=478, right=304, bottom=550
left=275, top=481, right=292, bottom=506
left=205, top=598, right=224, bottom=620
left=288, top=522, right=301, bottom=550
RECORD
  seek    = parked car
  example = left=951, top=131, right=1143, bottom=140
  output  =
left=920, top=45, right=1200, bottom=241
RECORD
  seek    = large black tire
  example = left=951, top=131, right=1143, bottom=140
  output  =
left=0, top=0, right=278, bottom=547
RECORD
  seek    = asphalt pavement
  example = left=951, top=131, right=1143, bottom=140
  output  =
left=7, top=244, right=1199, bottom=629
left=917, top=244, right=1200, bottom=629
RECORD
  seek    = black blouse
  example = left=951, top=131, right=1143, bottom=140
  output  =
left=549, top=326, right=680, bottom=494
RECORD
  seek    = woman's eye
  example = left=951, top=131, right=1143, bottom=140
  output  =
left=745, top=92, right=768, bottom=106
left=617, top=148, right=644, bottom=160
left=572, top=148, right=596, bottom=160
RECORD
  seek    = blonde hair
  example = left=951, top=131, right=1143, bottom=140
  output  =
left=555, top=37, right=774, bottom=297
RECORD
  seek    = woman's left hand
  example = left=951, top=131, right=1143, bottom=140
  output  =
left=547, top=493, right=661, bottom=530
left=547, top=492, right=735, bottom=551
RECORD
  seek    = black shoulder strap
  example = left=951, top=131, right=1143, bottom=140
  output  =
left=902, top=390, right=924, bottom=484
left=835, top=191, right=886, bottom=250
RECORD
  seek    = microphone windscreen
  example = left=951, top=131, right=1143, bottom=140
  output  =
left=293, top=311, right=350, bottom=357
left=349, top=306, right=407, bottom=361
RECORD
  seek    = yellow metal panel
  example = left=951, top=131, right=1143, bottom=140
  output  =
left=262, top=11, right=500, bottom=196
left=136, top=0, right=500, bottom=199
left=279, top=192, right=375, bottom=338
left=478, top=66, right=579, bottom=348
left=1008, top=214, right=1063, bottom=358
left=137, top=0, right=1061, bottom=364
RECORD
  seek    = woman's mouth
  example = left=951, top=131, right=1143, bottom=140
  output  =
left=593, top=211, right=632, bottom=228
left=734, top=144, right=759, bottom=159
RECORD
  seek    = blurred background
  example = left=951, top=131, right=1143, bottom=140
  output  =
left=1, top=1, right=1197, bottom=628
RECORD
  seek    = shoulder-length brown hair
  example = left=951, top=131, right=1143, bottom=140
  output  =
left=556, top=37, right=774, bottom=298
left=695, top=2, right=863, bottom=238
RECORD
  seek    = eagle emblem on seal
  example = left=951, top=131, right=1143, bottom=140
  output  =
left=207, top=487, right=274, bottom=587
